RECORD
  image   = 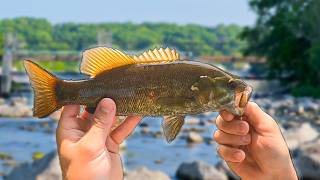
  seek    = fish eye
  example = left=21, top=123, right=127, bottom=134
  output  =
left=227, top=80, right=238, bottom=90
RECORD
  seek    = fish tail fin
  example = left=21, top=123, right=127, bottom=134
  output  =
left=24, top=60, right=61, bottom=118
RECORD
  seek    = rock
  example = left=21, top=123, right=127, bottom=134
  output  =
left=215, top=161, right=239, bottom=180
left=294, top=141, right=320, bottom=179
left=153, top=131, right=163, bottom=139
left=176, top=161, right=227, bottom=180
left=49, top=109, right=61, bottom=121
left=0, top=152, right=13, bottom=160
left=2, top=161, right=17, bottom=167
left=283, top=123, right=319, bottom=150
left=32, top=152, right=45, bottom=160
left=0, top=98, right=6, bottom=105
left=5, top=151, right=62, bottom=180
left=186, top=132, right=203, bottom=143
left=141, top=127, right=150, bottom=135
left=11, top=97, right=28, bottom=106
left=125, top=167, right=170, bottom=180
left=0, top=104, right=32, bottom=117
left=139, top=122, right=149, bottom=127
left=185, top=118, right=200, bottom=125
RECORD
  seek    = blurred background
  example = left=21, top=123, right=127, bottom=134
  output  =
left=0, top=0, right=319, bottom=179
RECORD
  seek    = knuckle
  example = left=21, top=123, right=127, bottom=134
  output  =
left=213, top=130, right=222, bottom=143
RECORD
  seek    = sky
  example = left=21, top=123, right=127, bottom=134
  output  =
left=0, top=0, right=256, bottom=26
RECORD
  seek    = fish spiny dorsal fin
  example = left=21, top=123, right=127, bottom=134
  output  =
left=133, top=47, right=180, bottom=63
left=80, top=47, right=136, bottom=77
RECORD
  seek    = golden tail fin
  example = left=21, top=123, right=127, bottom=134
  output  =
left=24, top=60, right=60, bottom=118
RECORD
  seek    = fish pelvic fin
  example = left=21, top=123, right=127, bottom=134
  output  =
left=80, top=47, right=180, bottom=78
left=24, top=60, right=61, bottom=118
left=162, top=116, right=185, bottom=143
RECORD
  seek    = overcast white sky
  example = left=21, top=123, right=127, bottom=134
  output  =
left=0, top=0, right=256, bottom=26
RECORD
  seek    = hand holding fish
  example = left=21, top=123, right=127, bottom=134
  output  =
left=56, top=98, right=141, bottom=180
left=214, top=102, right=298, bottom=180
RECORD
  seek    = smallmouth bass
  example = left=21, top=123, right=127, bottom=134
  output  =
left=24, top=47, right=252, bottom=142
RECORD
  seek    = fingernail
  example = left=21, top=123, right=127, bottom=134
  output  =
left=233, top=151, right=244, bottom=161
left=100, top=106, right=109, bottom=114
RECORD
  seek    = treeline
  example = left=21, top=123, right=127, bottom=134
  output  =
left=242, top=0, right=320, bottom=97
left=0, top=17, right=245, bottom=57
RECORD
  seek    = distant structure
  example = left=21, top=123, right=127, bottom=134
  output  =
left=97, top=30, right=112, bottom=47
left=1, top=33, right=19, bottom=96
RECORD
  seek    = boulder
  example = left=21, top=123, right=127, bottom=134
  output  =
left=125, top=167, right=170, bottom=180
left=186, top=132, right=203, bottom=143
left=5, top=151, right=62, bottom=180
left=0, top=104, right=32, bottom=117
left=176, top=161, right=227, bottom=180
left=283, top=123, right=319, bottom=150
left=294, top=141, right=320, bottom=179
left=215, top=161, right=239, bottom=180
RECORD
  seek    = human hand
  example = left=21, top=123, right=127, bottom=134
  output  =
left=56, top=98, right=142, bottom=180
left=214, top=102, right=298, bottom=180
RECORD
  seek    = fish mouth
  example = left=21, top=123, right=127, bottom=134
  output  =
left=235, top=86, right=253, bottom=115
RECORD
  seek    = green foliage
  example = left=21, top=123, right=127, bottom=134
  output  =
left=242, top=0, right=320, bottom=97
left=14, top=60, right=79, bottom=72
left=0, top=17, right=245, bottom=56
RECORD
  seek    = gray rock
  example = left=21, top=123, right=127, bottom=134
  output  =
left=0, top=104, right=32, bottom=117
left=5, top=151, right=62, bottom=180
left=185, top=118, right=201, bottom=125
left=176, top=161, right=227, bottom=180
left=294, top=141, right=320, bottom=179
left=186, top=132, right=203, bottom=143
left=125, top=167, right=170, bottom=180
left=215, top=161, right=239, bottom=180
left=283, top=123, right=319, bottom=150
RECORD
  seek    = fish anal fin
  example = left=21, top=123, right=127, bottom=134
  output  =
left=80, top=47, right=136, bottom=77
left=133, top=47, right=180, bottom=63
left=162, top=116, right=185, bottom=143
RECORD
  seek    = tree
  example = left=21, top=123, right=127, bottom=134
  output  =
left=242, top=0, right=320, bottom=97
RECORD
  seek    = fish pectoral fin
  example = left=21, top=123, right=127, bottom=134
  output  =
left=133, top=47, right=180, bottom=63
left=162, top=116, right=185, bottom=143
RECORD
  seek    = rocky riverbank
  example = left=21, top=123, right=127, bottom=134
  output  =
left=1, top=95, right=320, bottom=179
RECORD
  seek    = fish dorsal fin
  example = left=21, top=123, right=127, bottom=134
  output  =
left=80, top=47, right=180, bottom=77
left=80, top=47, right=136, bottom=77
left=133, top=47, right=180, bottom=63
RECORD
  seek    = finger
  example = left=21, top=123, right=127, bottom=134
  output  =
left=214, top=130, right=251, bottom=146
left=219, top=110, right=235, bottom=121
left=59, top=105, right=81, bottom=128
left=244, top=102, right=277, bottom=133
left=217, top=145, right=245, bottom=163
left=216, top=116, right=249, bottom=135
left=56, top=105, right=81, bottom=144
left=110, top=116, right=142, bottom=144
left=82, top=98, right=116, bottom=147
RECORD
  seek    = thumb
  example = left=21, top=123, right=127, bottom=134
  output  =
left=244, top=102, right=278, bottom=133
left=83, top=98, right=116, bottom=147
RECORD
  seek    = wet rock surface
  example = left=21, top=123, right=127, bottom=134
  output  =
left=176, top=160, right=227, bottom=180
left=125, top=166, right=170, bottom=180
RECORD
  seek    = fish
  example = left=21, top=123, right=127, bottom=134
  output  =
left=24, top=47, right=253, bottom=143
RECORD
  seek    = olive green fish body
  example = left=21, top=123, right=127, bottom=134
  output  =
left=57, top=61, right=231, bottom=116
